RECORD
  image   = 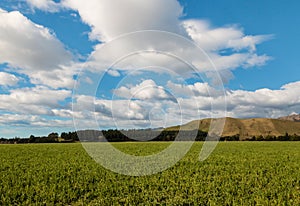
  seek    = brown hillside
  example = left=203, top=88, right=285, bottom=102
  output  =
left=166, top=117, right=300, bottom=139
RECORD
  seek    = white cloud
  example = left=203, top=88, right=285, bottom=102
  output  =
left=0, top=9, right=71, bottom=71
left=0, top=113, right=73, bottom=128
left=72, top=16, right=271, bottom=80
left=72, top=80, right=300, bottom=129
left=25, top=0, right=62, bottom=12
left=0, top=9, right=75, bottom=88
left=0, top=86, right=71, bottom=115
left=183, top=20, right=273, bottom=52
left=15, top=1, right=272, bottom=84
left=167, top=81, right=222, bottom=97
left=182, top=20, right=272, bottom=80
left=113, top=79, right=176, bottom=102
left=227, top=81, right=300, bottom=110
left=0, top=72, right=19, bottom=86
left=63, top=0, right=184, bottom=42
left=28, top=65, right=77, bottom=89
left=71, top=93, right=179, bottom=129
left=107, top=69, right=121, bottom=77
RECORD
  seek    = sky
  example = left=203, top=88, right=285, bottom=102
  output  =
left=0, top=0, right=299, bottom=138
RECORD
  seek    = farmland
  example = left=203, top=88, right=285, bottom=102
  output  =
left=0, top=142, right=299, bottom=205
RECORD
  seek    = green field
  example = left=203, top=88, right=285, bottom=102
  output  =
left=0, top=142, right=299, bottom=205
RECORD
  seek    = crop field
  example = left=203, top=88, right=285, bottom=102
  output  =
left=0, top=142, right=299, bottom=205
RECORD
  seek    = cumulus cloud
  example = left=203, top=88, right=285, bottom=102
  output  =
left=227, top=81, right=300, bottom=111
left=71, top=92, right=180, bottom=129
left=183, top=20, right=273, bottom=52
left=0, top=113, right=73, bottom=128
left=178, top=80, right=300, bottom=120
left=0, top=9, right=71, bottom=70
left=0, top=72, right=19, bottom=86
left=17, top=0, right=272, bottom=82
left=0, top=9, right=75, bottom=88
left=72, top=80, right=300, bottom=129
left=113, top=79, right=176, bottom=102
left=28, top=65, right=77, bottom=89
left=60, top=0, right=272, bottom=85
left=181, top=20, right=272, bottom=82
left=0, top=86, right=71, bottom=115
left=25, top=0, right=62, bottom=12
left=167, top=81, right=223, bottom=97
left=63, top=0, right=184, bottom=42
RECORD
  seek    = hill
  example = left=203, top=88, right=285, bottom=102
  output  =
left=166, top=117, right=300, bottom=140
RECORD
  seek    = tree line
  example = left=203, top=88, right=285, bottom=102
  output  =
left=1, top=130, right=300, bottom=144
left=0, top=132, right=79, bottom=144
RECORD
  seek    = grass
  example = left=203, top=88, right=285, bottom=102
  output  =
left=0, top=142, right=299, bottom=205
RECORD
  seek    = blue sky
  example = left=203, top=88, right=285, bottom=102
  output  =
left=180, top=0, right=300, bottom=91
left=0, top=0, right=299, bottom=138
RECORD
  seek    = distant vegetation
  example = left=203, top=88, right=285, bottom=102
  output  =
left=1, top=129, right=300, bottom=144
left=0, top=132, right=79, bottom=144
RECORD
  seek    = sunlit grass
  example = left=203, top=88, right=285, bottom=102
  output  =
left=0, top=142, right=299, bottom=205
